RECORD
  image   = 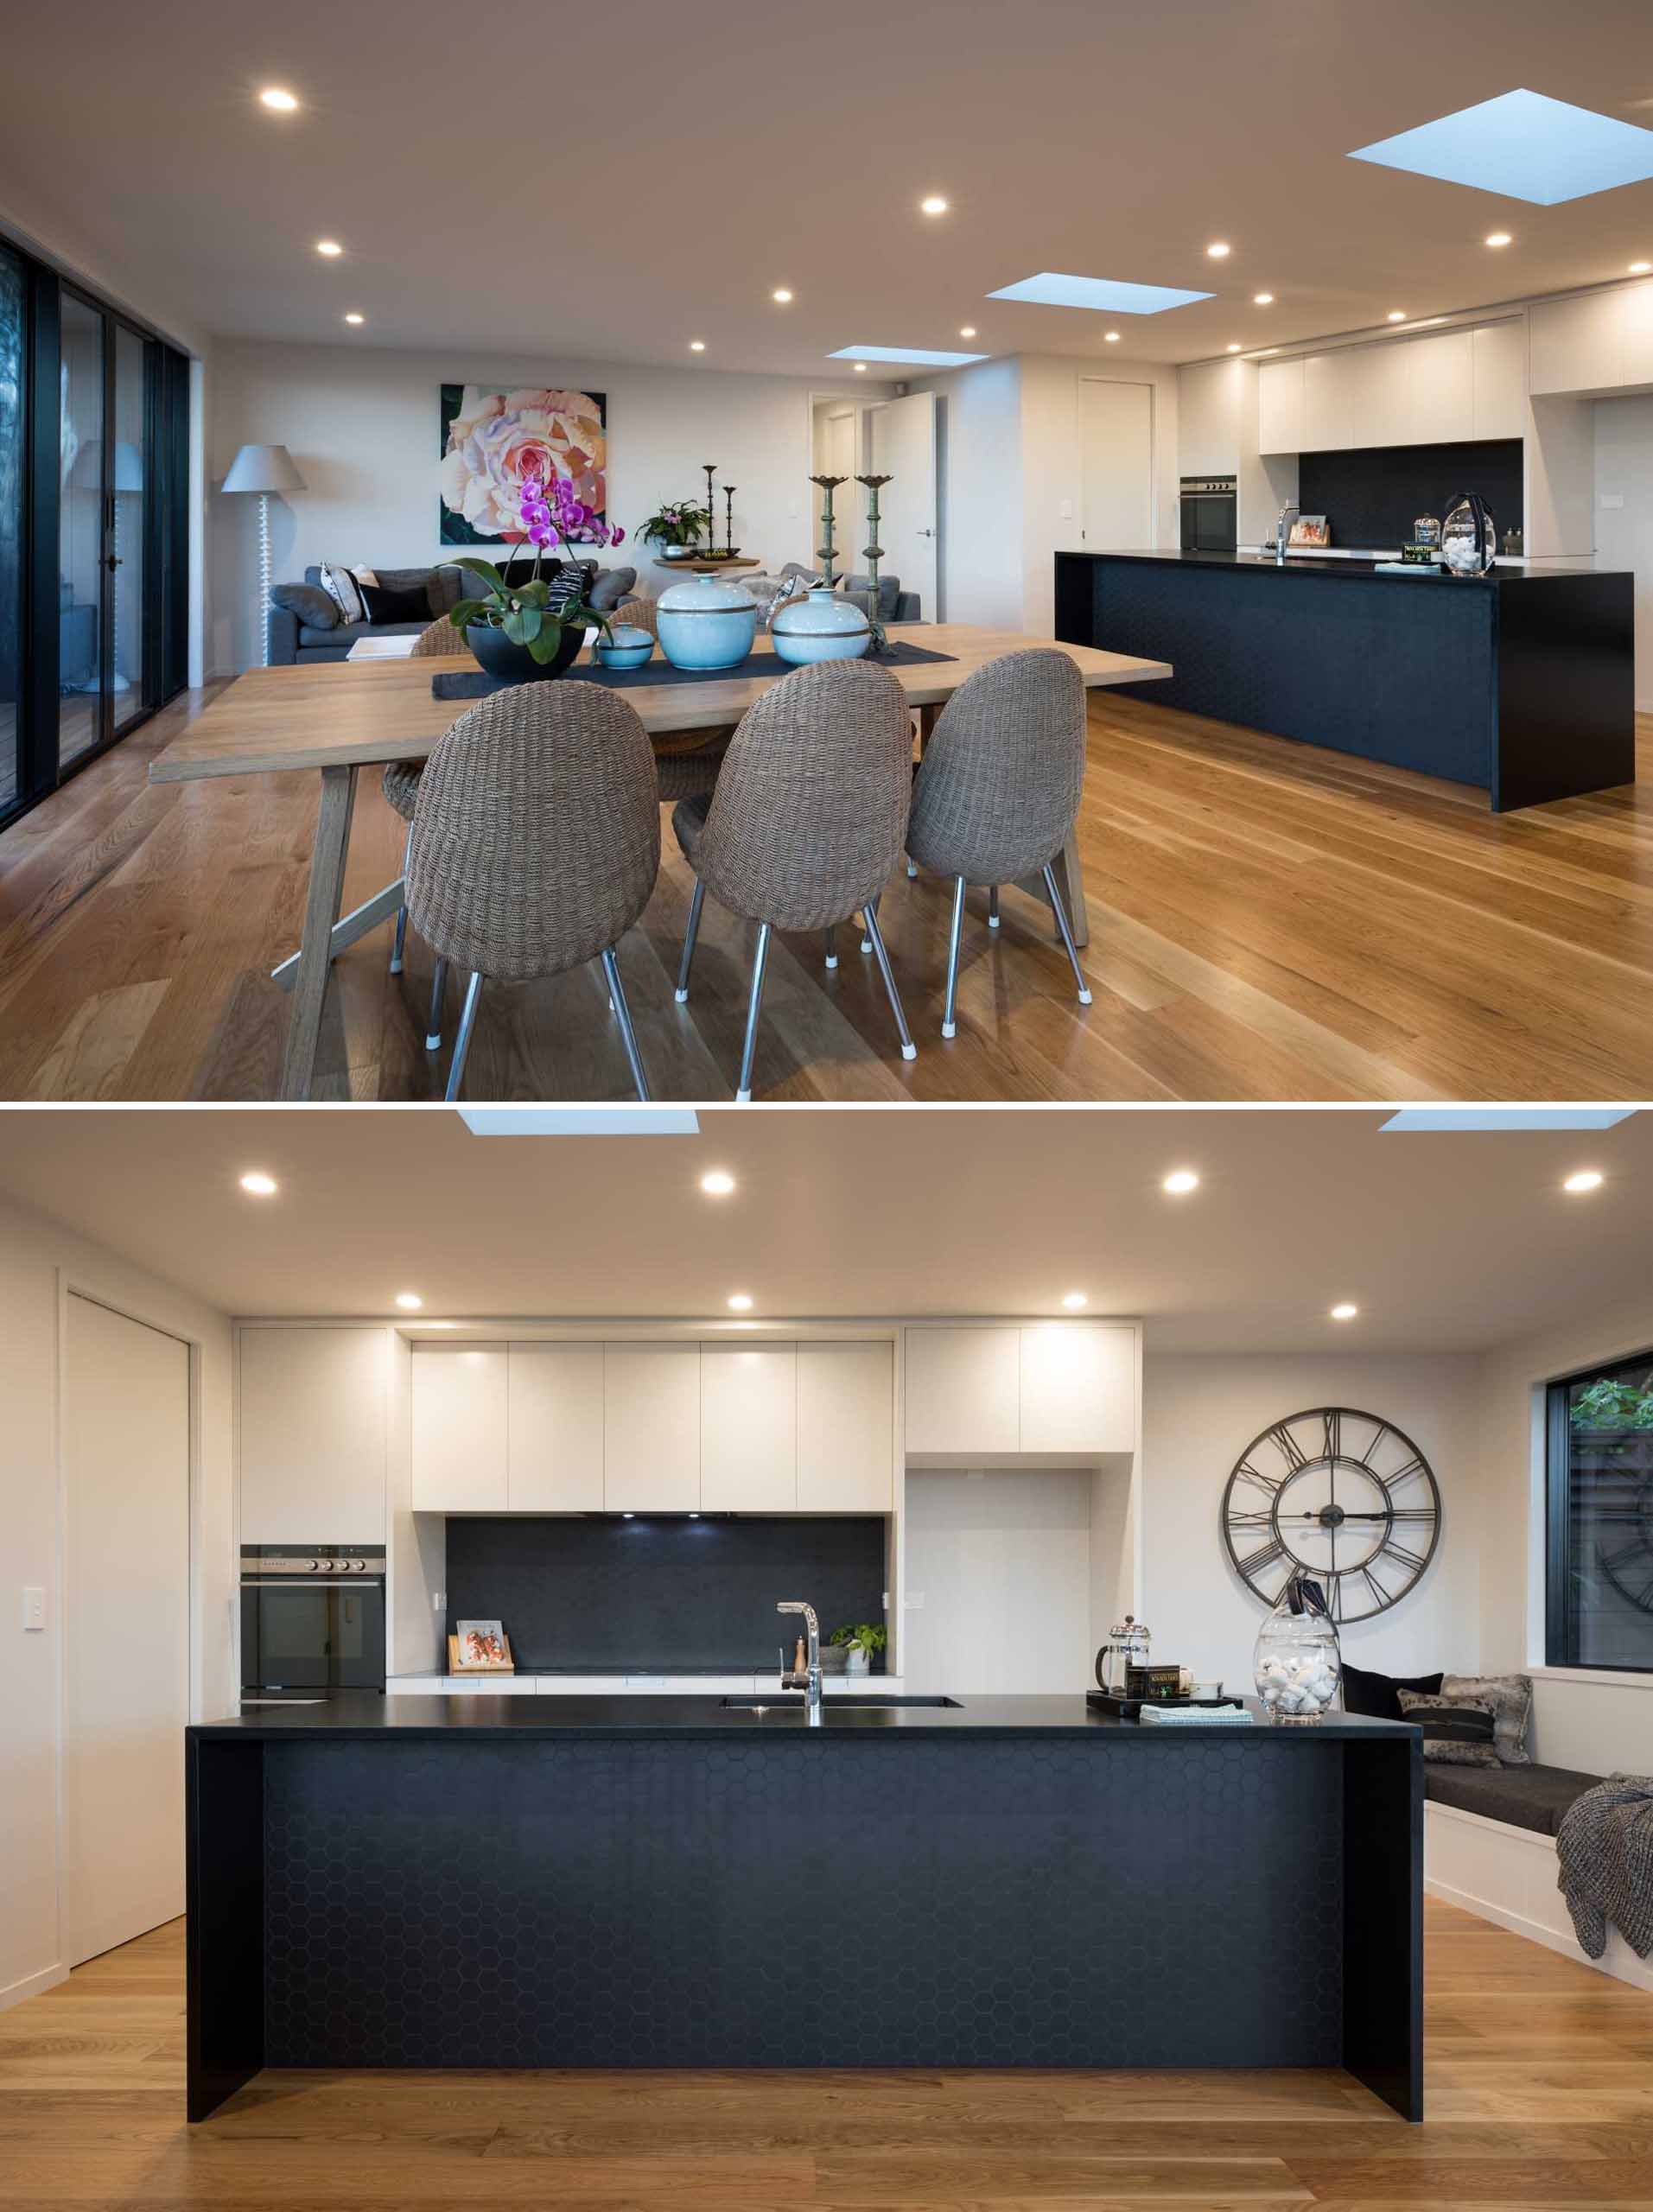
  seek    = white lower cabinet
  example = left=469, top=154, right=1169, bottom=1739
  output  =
left=603, top=1343, right=701, bottom=1510
left=798, top=1342, right=893, bottom=1510
left=507, top=1344, right=604, bottom=1510
left=411, top=1344, right=507, bottom=1511
left=701, top=1344, right=797, bottom=1510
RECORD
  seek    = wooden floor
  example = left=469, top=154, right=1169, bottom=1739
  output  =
left=1, top=685, right=1650, bottom=1100
left=2, top=1902, right=1651, bottom=2207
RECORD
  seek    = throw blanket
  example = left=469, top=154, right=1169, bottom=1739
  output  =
left=1556, top=1772, right=1653, bottom=1960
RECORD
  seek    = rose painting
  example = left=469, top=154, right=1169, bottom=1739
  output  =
left=439, top=384, right=607, bottom=547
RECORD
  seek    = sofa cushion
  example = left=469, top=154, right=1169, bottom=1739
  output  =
left=842, top=571, right=903, bottom=620
left=1426, top=1760, right=1601, bottom=1836
left=1398, top=1690, right=1500, bottom=1766
left=270, top=582, right=340, bottom=630
left=1342, top=1662, right=1444, bottom=1722
left=1443, top=1671, right=1534, bottom=1765
left=588, top=565, right=638, bottom=612
left=297, top=620, right=426, bottom=650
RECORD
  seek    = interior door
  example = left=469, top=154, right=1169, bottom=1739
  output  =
left=868, top=391, right=938, bottom=619
left=65, top=1293, right=189, bottom=1964
left=1079, top=379, right=1154, bottom=552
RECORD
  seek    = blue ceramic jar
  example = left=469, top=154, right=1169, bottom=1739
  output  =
left=771, top=585, right=872, bottom=665
left=656, top=575, right=759, bottom=670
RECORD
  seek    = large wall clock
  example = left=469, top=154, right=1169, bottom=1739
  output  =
left=1220, top=1407, right=1442, bottom=1623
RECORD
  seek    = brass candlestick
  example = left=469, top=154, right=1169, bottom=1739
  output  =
left=857, top=474, right=893, bottom=651
left=810, top=473, right=847, bottom=588
left=723, top=484, right=736, bottom=555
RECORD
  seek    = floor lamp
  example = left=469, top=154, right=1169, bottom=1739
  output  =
left=222, top=443, right=307, bottom=667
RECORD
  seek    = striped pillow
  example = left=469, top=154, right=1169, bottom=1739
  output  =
left=1396, top=1689, right=1500, bottom=1766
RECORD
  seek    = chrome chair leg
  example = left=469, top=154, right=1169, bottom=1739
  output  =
left=861, top=901, right=918, bottom=1063
left=735, top=922, right=772, bottom=1103
left=861, top=893, right=879, bottom=955
left=988, top=885, right=1001, bottom=930
left=906, top=858, right=919, bottom=879
left=823, top=925, right=838, bottom=970
left=1043, top=862, right=1093, bottom=1007
left=941, top=875, right=967, bottom=1039
left=390, top=829, right=411, bottom=974
left=425, top=955, right=448, bottom=1052
left=443, top=971, right=483, bottom=1101
left=675, top=878, right=706, bottom=1003
left=602, top=947, right=652, bottom=1102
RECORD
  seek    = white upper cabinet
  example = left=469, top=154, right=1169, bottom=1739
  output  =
left=411, top=1344, right=507, bottom=1513
left=603, top=1343, right=701, bottom=1511
left=1472, top=320, right=1527, bottom=438
left=797, top=1342, right=893, bottom=1511
left=1016, top=1326, right=1135, bottom=1454
left=701, top=1344, right=797, bottom=1511
left=1257, top=359, right=1305, bottom=454
left=1178, top=358, right=1242, bottom=475
left=1344, top=343, right=1411, bottom=450
left=1529, top=289, right=1624, bottom=395
left=1621, top=283, right=1653, bottom=386
left=1404, top=331, right=1475, bottom=444
left=239, top=1326, right=389, bottom=1544
left=1300, top=352, right=1353, bottom=452
left=904, top=1327, right=1021, bottom=1458
left=506, top=1344, right=604, bottom=1511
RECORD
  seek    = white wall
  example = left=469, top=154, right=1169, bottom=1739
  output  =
left=1472, top=1287, right=1653, bottom=1776
left=1142, top=1351, right=1483, bottom=1694
left=208, top=340, right=893, bottom=672
left=0, top=1190, right=234, bottom=2012
left=908, top=356, right=1025, bottom=629
left=1593, top=391, right=1653, bottom=708
left=902, top=1467, right=1097, bottom=1694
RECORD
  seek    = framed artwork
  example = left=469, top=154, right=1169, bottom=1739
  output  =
left=454, top=1619, right=510, bottom=1669
left=1288, top=514, right=1331, bottom=548
left=439, top=385, right=608, bottom=547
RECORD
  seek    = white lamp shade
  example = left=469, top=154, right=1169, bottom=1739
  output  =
left=222, top=442, right=306, bottom=494
left=67, top=437, right=144, bottom=492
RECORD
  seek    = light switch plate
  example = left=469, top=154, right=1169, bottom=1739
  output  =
left=22, top=1586, right=45, bottom=1631
left=1600, top=492, right=1625, bottom=509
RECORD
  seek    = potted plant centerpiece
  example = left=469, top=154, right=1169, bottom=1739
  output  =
left=448, top=471, right=625, bottom=683
left=830, top=1623, right=887, bottom=1679
left=639, top=498, right=712, bottom=562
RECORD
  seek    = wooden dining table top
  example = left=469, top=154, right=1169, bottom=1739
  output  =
left=149, top=624, right=1172, bottom=784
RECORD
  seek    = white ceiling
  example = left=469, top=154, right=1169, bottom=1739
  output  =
left=1, top=1108, right=1645, bottom=1353
left=5, top=2, right=1653, bottom=372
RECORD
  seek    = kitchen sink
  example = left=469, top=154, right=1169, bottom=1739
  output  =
left=719, top=1695, right=961, bottom=1713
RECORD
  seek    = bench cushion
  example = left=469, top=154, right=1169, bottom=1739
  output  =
left=1426, top=1760, right=1601, bottom=1836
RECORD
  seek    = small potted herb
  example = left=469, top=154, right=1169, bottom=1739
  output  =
left=448, top=472, right=625, bottom=683
left=830, top=1623, right=887, bottom=1679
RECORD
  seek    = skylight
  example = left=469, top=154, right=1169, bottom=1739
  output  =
left=457, top=1109, right=702, bottom=1135
left=1349, top=89, right=1653, bottom=206
left=828, top=345, right=988, bottom=367
left=987, top=273, right=1212, bottom=314
left=1381, top=1109, right=1637, bottom=1132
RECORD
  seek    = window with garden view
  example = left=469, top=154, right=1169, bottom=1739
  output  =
left=1547, top=1349, right=1653, bottom=1671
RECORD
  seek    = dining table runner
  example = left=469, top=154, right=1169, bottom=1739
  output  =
left=430, top=636, right=958, bottom=703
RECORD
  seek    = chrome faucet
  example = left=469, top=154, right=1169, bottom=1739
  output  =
left=1274, top=503, right=1299, bottom=563
left=777, top=1599, right=823, bottom=1725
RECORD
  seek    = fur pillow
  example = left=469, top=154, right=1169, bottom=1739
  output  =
left=1396, top=1690, right=1501, bottom=1766
left=1441, top=1672, right=1532, bottom=1765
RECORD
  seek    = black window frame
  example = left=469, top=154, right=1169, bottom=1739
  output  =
left=1546, top=1344, right=1653, bottom=1674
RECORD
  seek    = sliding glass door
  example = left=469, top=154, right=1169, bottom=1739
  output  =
left=0, top=245, right=22, bottom=815
left=58, top=291, right=105, bottom=771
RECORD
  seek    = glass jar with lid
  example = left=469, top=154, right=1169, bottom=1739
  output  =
left=1253, top=1575, right=1340, bottom=1724
left=1413, top=511, right=1441, bottom=549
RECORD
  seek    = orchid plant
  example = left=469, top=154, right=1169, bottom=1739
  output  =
left=639, top=498, right=711, bottom=550
left=448, top=473, right=627, bottom=664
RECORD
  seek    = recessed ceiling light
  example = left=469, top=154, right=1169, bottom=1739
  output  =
left=343, top=312, right=365, bottom=325
left=238, top=1170, right=278, bottom=1196
left=1103, top=330, right=1122, bottom=343
left=728, top=1293, right=753, bottom=1311
left=1061, top=1291, right=1089, bottom=1309
left=1206, top=241, right=1231, bottom=259
left=829, top=344, right=987, bottom=366
left=1562, top=1168, right=1605, bottom=1193
left=854, top=362, right=867, bottom=372
left=689, top=1512, right=700, bottom=1519
left=772, top=288, right=793, bottom=303
left=258, top=86, right=299, bottom=112
left=1162, top=1169, right=1199, bottom=1196
left=622, top=1511, right=635, bottom=1519
left=1350, top=90, right=1653, bottom=207
left=315, top=238, right=343, bottom=257
left=690, top=340, right=705, bottom=351
left=989, top=271, right=1212, bottom=314
left=1631, top=261, right=1652, bottom=275
left=1330, top=1302, right=1359, bottom=1322
left=1226, top=343, right=1242, bottom=353
left=700, top=1169, right=736, bottom=1196
left=394, top=1292, right=423, bottom=1310
left=920, top=194, right=949, bottom=215
left=1253, top=291, right=1275, bottom=306
left=959, top=325, right=977, bottom=338
left=1485, top=231, right=1513, bottom=247
left=1388, top=309, right=1408, bottom=321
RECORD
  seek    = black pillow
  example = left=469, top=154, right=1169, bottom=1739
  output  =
left=1340, top=1662, right=1444, bottom=1721
left=270, top=581, right=340, bottom=630
left=358, top=577, right=433, bottom=626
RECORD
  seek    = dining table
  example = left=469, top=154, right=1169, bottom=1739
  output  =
left=149, top=624, right=1172, bottom=1099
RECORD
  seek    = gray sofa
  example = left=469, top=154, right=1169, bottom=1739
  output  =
left=266, top=560, right=639, bottom=665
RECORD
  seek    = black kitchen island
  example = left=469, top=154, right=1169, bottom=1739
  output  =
left=1056, top=549, right=1634, bottom=811
left=187, top=1694, right=1421, bottom=2123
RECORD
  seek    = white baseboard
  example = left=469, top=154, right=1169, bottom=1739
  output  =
left=1425, top=1800, right=1653, bottom=1993
left=0, top=1961, right=68, bottom=2013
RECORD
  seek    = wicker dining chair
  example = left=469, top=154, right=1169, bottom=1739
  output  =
left=612, top=594, right=659, bottom=638
left=671, top=658, right=918, bottom=1101
left=405, top=683, right=662, bottom=1101
left=904, top=646, right=1092, bottom=1038
left=379, top=613, right=474, bottom=1016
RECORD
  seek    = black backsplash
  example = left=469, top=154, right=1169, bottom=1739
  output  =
left=445, top=1516, right=887, bottom=1671
left=1297, top=439, right=1523, bottom=549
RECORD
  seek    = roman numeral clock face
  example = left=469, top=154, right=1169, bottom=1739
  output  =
left=1221, top=1407, right=1442, bottom=1621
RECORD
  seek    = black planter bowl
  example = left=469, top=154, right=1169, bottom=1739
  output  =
left=467, top=620, right=584, bottom=684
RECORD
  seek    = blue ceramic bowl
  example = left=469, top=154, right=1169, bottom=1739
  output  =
left=594, top=626, right=655, bottom=671
left=657, top=575, right=759, bottom=671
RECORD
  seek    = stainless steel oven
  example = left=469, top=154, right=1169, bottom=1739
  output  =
left=239, top=1547, right=386, bottom=1696
left=1179, top=474, right=1237, bottom=553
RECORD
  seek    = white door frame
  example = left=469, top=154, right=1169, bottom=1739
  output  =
left=53, top=1269, right=203, bottom=1974
left=1078, top=375, right=1160, bottom=548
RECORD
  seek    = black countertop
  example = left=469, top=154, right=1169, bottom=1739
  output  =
left=197, top=1691, right=1416, bottom=1742
left=1065, top=548, right=1623, bottom=587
